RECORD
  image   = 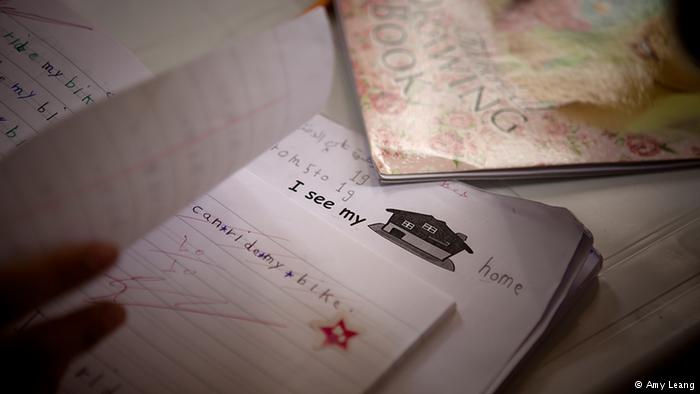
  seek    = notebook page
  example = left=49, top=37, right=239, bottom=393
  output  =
left=246, top=115, right=587, bottom=393
left=62, top=0, right=318, bottom=74
left=0, top=0, right=150, bottom=156
left=485, top=248, right=602, bottom=393
left=0, top=9, right=334, bottom=262
left=41, top=164, right=453, bottom=393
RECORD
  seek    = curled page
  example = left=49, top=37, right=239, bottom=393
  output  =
left=0, top=9, right=333, bottom=261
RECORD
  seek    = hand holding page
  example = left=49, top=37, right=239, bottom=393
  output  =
left=1, top=4, right=456, bottom=393
left=0, top=9, right=333, bottom=262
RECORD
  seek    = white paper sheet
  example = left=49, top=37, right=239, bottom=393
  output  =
left=62, top=0, right=318, bottom=74
left=483, top=239, right=599, bottom=393
left=0, top=0, right=150, bottom=156
left=43, top=170, right=453, bottom=393
left=0, top=9, right=334, bottom=262
left=245, top=115, right=592, bottom=394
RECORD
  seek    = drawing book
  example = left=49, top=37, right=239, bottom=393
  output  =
left=336, top=0, right=700, bottom=182
left=0, top=2, right=454, bottom=393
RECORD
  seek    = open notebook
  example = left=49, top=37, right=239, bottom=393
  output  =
left=247, top=115, right=601, bottom=393
left=0, top=1, right=600, bottom=393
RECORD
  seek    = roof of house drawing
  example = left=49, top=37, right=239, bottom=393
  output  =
left=384, top=208, right=474, bottom=254
left=369, top=208, right=474, bottom=272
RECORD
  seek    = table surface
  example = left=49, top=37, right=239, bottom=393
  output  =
left=64, top=1, right=700, bottom=392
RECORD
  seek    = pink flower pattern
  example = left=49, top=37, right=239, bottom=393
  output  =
left=447, top=111, right=476, bottom=129
left=540, top=113, right=571, bottom=136
left=626, top=135, right=661, bottom=157
left=369, top=91, right=406, bottom=115
left=495, top=0, right=590, bottom=33
left=430, top=130, right=465, bottom=157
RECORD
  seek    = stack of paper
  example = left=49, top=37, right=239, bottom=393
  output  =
left=0, top=1, right=601, bottom=393
left=247, top=115, right=602, bottom=393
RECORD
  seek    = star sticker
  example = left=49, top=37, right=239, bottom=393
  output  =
left=284, top=271, right=294, bottom=278
left=320, top=319, right=357, bottom=350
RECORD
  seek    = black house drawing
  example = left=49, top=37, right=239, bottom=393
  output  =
left=369, top=209, right=473, bottom=272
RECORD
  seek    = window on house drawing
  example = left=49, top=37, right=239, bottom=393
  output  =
left=422, top=223, right=438, bottom=234
left=401, top=220, right=414, bottom=230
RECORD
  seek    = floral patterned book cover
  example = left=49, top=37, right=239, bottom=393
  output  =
left=336, top=0, right=700, bottom=181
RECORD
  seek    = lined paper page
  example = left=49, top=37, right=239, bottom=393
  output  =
left=0, top=0, right=150, bottom=156
left=41, top=162, right=453, bottom=393
left=0, top=9, right=334, bottom=262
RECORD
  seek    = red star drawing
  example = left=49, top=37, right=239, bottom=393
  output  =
left=318, top=318, right=358, bottom=351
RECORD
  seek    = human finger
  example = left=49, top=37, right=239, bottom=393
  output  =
left=0, top=242, right=119, bottom=325
left=3, top=302, right=126, bottom=393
